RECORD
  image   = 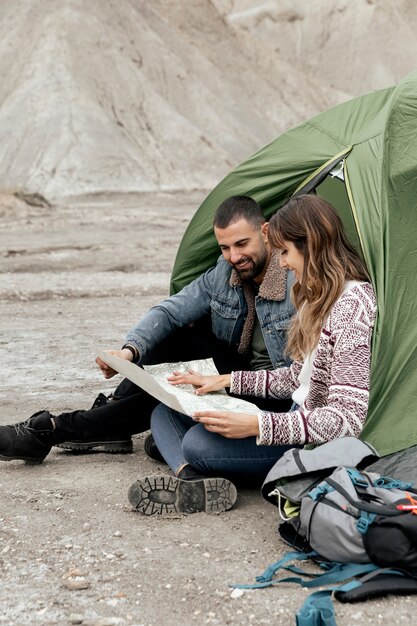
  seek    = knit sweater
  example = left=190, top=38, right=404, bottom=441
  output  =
left=230, top=282, right=377, bottom=446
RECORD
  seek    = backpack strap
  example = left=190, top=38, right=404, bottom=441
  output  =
left=334, top=568, right=417, bottom=602
left=373, top=476, right=413, bottom=490
left=296, top=568, right=410, bottom=626
left=230, top=553, right=378, bottom=590
left=230, top=551, right=315, bottom=589
left=324, top=475, right=407, bottom=517
left=296, top=589, right=336, bottom=626
left=294, top=562, right=379, bottom=588
left=230, top=552, right=415, bottom=626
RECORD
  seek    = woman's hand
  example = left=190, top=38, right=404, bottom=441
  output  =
left=167, top=370, right=231, bottom=395
left=192, top=410, right=259, bottom=438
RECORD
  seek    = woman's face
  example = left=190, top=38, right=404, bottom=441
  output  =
left=278, top=239, right=305, bottom=283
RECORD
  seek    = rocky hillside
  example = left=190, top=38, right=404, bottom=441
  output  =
left=0, top=0, right=414, bottom=197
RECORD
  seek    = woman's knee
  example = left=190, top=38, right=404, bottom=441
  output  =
left=150, top=403, right=170, bottom=428
left=182, top=425, right=215, bottom=470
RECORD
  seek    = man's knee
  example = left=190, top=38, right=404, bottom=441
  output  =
left=112, top=377, right=142, bottom=400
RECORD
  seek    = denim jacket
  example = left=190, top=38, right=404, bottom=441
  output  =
left=125, top=254, right=295, bottom=369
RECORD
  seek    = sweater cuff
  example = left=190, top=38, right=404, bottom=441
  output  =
left=256, top=412, right=273, bottom=446
left=230, top=371, right=239, bottom=394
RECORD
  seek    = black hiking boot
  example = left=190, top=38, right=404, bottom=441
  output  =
left=54, top=392, right=133, bottom=453
left=89, top=392, right=111, bottom=410
left=56, top=436, right=133, bottom=454
left=0, top=411, right=58, bottom=464
left=127, top=473, right=237, bottom=516
left=143, top=433, right=165, bottom=463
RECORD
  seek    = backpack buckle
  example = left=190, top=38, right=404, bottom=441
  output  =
left=356, top=510, right=377, bottom=534
left=309, top=482, right=333, bottom=500
left=347, top=468, right=369, bottom=488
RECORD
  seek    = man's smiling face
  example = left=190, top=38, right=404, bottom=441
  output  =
left=214, top=218, right=271, bottom=284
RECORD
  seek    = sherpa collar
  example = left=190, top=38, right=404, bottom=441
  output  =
left=229, top=248, right=287, bottom=301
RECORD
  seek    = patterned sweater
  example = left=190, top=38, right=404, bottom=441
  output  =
left=230, top=283, right=377, bottom=446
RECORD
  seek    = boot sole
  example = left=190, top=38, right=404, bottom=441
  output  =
left=0, top=452, right=45, bottom=464
left=55, top=440, right=133, bottom=454
left=128, top=475, right=237, bottom=516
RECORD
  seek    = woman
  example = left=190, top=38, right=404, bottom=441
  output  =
left=128, top=194, right=377, bottom=516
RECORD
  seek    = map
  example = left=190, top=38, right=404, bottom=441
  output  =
left=97, top=352, right=259, bottom=417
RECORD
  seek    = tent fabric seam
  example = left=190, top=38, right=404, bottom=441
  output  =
left=305, top=121, right=383, bottom=147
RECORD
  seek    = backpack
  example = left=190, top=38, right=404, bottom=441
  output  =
left=231, top=438, right=417, bottom=625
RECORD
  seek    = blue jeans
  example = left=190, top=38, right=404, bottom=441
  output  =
left=151, top=403, right=296, bottom=481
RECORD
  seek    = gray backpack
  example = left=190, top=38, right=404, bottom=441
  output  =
left=232, top=439, right=417, bottom=625
left=261, top=437, right=417, bottom=571
left=261, top=436, right=378, bottom=507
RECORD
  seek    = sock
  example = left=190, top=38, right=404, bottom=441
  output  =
left=176, top=464, right=207, bottom=481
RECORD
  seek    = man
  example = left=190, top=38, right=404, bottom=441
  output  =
left=0, top=196, right=295, bottom=509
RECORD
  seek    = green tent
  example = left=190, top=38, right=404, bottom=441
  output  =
left=170, top=71, right=417, bottom=457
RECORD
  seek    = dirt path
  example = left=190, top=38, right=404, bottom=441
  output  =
left=0, top=192, right=413, bottom=625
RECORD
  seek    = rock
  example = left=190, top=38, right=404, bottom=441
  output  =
left=63, top=577, right=91, bottom=590
left=63, top=567, right=91, bottom=590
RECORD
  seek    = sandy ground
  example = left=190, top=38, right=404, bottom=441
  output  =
left=1, top=192, right=415, bottom=625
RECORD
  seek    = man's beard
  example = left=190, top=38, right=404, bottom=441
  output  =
left=233, top=253, right=267, bottom=281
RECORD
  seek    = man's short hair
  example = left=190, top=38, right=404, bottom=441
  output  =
left=213, top=196, right=265, bottom=230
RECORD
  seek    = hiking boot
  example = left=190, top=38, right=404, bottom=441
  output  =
left=143, top=433, right=165, bottom=463
left=56, top=435, right=133, bottom=454
left=0, top=411, right=57, bottom=464
left=54, top=392, right=132, bottom=453
left=90, top=392, right=111, bottom=410
left=127, top=475, right=237, bottom=516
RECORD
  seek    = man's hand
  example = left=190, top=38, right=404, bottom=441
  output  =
left=167, top=370, right=231, bottom=395
left=95, top=348, right=134, bottom=379
left=192, top=410, right=259, bottom=438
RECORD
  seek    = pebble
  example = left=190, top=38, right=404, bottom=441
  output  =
left=230, top=588, right=245, bottom=599
left=64, top=577, right=91, bottom=590
left=63, top=567, right=91, bottom=590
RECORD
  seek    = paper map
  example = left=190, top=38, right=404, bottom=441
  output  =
left=98, top=352, right=259, bottom=417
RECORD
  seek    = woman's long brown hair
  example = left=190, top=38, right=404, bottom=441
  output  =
left=268, top=194, right=369, bottom=360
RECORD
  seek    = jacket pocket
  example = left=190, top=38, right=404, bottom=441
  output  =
left=210, top=297, right=240, bottom=342
left=263, top=315, right=292, bottom=367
